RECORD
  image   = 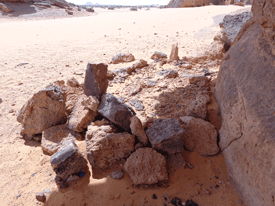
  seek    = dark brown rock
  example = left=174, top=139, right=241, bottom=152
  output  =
left=84, top=62, right=108, bottom=99
left=124, top=148, right=168, bottom=185
left=146, top=118, right=185, bottom=154
left=85, top=125, right=135, bottom=169
left=35, top=192, right=46, bottom=203
left=98, top=93, right=136, bottom=132
left=17, top=86, right=66, bottom=138
left=50, top=140, right=88, bottom=189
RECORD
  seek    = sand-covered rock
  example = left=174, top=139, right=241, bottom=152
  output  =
left=41, top=124, right=81, bottom=155
left=180, top=116, right=219, bottom=156
left=68, top=94, right=99, bottom=132
left=84, top=62, right=108, bottom=99
left=124, top=148, right=168, bottom=185
left=98, top=93, right=136, bottom=132
left=215, top=1, right=275, bottom=205
left=146, top=118, right=185, bottom=154
left=17, top=86, right=67, bottom=138
left=85, top=125, right=135, bottom=169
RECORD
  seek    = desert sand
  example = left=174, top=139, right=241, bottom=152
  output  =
left=0, top=5, right=250, bottom=206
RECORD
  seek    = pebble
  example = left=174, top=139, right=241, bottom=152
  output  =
left=35, top=192, right=46, bottom=202
left=152, top=194, right=157, bottom=199
left=16, top=194, right=21, bottom=198
left=110, top=169, right=124, bottom=180
left=9, top=109, right=14, bottom=113
left=44, top=189, right=51, bottom=194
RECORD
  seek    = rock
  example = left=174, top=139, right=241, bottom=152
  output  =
left=107, top=70, right=116, bottom=79
left=130, top=116, right=148, bottom=146
left=171, top=197, right=182, bottom=206
left=66, top=9, right=73, bottom=15
left=35, top=192, right=46, bottom=203
left=0, top=98, right=2, bottom=104
left=41, top=124, right=81, bottom=155
left=129, top=99, right=144, bottom=111
left=68, top=94, right=99, bottom=132
left=133, top=59, right=147, bottom=69
left=167, top=0, right=226, bottom=8
left=180, top=116, right=219, bottom=156
left=234, top=1, right=244, bottom=6
left=215, top=2, right=275, bottom=205
left=0, top=3, right=12, bottom=12
left=86, top=7, right=94, bottom=12
left=110, top=53, right=135, bottom=64
left=185, top=92, right=210, bottom=119
left=128, top=84, right=142, bottom=96
left=146, top=118, right=185, bottom=154
left=185, top=199, right=199, bottom=206
left=179, top=63, right=192, bottom=69
left=53, top=0, right=69, bottom=8
left=50, top=140, right=88, bottom=189
left=169, top=43, right=179, bottom=61
left=17, top=86, right=66, bottom=138
left=189, top=75, right=209, bottom=85
left=151, top=51, right=167, bottom=60
left=219, top=11, right=253, bottom=48
left=110, top=169, right=124, bottom=179
left=84, top=62, right=108, bottom=99
left=98, top=93, right=136, bottom=132
left=85, top=125, right=135, bottom=169
left=67, top=77, right=80, bottom=87
left=124, top=148, right=168, bottom=185
left=34, top=2, right=52, bottom=8
left=158, top=70, right=178, bottom=78
left=130, top=7, right=137, bottom=11
left=43, top=189, right=51, bottom=194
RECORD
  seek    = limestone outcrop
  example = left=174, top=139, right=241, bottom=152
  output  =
left=215, top=1, right=275, bottom=205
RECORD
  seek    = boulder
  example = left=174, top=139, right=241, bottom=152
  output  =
left=215, top=1, right=275, bottom=205
left=151, top=51, right=167, bottom=60
left=50, top=140, right=88, bottom=189
left=85, top=125, right=135, bottom=169
left=185, top=92, right=210, bottom=119
left=124, top=148, right=168, bottom=185
left=169, top=43, right=179, bottom=62
left=98, top=93, right=136, bottom=132
left=17, top=86, right=66, bottom=138
left=0, top=3, right=12, bottom=12
left=84, top=62, right=108, bottom=99
left=180, top=116, right=219, bottom=156
left=146, top=118, right=185, bottom=154
left=41, top=124, right=81, bottom=155
left=130, top=116, right=148, bottom=146
left=110, top=53, right=135, bottom=64
left=68, top=94, right=99, bottom=132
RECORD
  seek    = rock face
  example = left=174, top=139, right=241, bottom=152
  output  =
left=50, top=140, right=88, bottom=189
left=17, top=86, right=67, bottom=138
left=124, top=148, right=168, bottom=185
left=68, top=94, right=99, bottom=132
left=167, top=0, right=225, bottom=8
left=98, top=93, right=136, bottom=132
left=83, top=62, right=108, bottom=99
left=180, top=116, right=219, bottom=156
left=41, top=124, right=81, bottom=155
left=146, top=118, right=185, bottom=154
left=85, top=125, right=135, bottom=169
left=110, top=53, right=135, bottom=64
left=215, top=1, right=275, bottom=205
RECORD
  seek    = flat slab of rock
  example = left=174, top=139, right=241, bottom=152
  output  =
left=84, top=62, right=108, bottom=99
left=98, top=93, right=135, bottom=132
left=17, top=86, right=66, bottom=138
left=41, top=124, right=81, bottom=155
left=124, top=148, right=168, bottom=185
left=50, top=140, right=88, bottom=189
left=110, top=53, right=135, bottom=64
left=180, top=116, right=219, bottom=156
left=68, top=94, right=99, bottom=132
left=130, top=116, right=148, bottom=146
left=146, top=118, right=185, bottom=154
left=86, top=125, right=135, bottom=169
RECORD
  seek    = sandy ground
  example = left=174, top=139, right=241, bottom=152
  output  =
left=0, top=5, right=250, bottom=206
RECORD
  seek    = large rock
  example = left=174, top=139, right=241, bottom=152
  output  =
left=84, top=62, right=108, bottom=99
left=124, top=148, right=168, bottom=185
left=50, top=140, right=88, bottom=189
left=17, top=86, right=67, bottom=138
left=180, top=116, right=219, bottom=156
left=98, top=93, right=136, bottom=132
left=41, top=124, right=81, bottom=155
left=215, top=1, right=275, bottom=205
left=146, top=118, right=185, bottom=154
left=86, top=125, right=135, bottom=169
left=68, top=94, right=99, bottom=132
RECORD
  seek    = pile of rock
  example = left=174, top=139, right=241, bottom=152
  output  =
left=17, top=53, right=220, bottom=189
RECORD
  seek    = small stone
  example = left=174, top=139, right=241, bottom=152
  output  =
left=152, top=194, right=157, bottom=199
left=171, top=197, right=182, bottom=205
left=110, top=169, right=124, bottom=179
left=187, top=163, right=194, bottom=169
left=35, top=192, right=46, bottom=203
left=84, top=62, right=108, bottom=99
left=43, top=189, right=51, bottom=194
left=67, top=77, right=80, bottom=87
left=9, top=109, right=14, bottom=113
left=205, top=189, right=211, bottom=195
left=16, top=194, right=21, bottom=198
left=185, top=199, right=198, bottom=206
left=86, top=7, right=94, bottom=12
left=130, top=116, right=148, bottom=146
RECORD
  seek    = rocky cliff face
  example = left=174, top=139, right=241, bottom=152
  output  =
left=215, top=0, right=275, bottom=205
left=167, top=0, right=252, bottom=7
